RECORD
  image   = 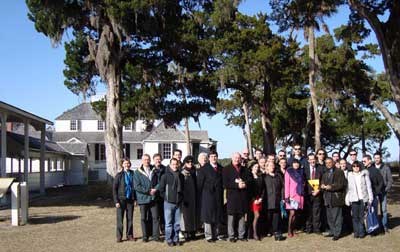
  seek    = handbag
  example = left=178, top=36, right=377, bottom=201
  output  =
left=289, top=198, right=299, bottom=210
left=366, top=202, right=380, bottom=233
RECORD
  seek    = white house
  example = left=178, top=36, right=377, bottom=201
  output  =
left=52, top=103, right=217, bottom=181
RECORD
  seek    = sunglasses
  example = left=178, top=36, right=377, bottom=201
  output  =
left=294, top=148, right=301, bottom=150
left=350, top=153, right=357, bottom=156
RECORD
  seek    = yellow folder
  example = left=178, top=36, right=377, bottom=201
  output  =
left=308, top=179, right=320, bottom=191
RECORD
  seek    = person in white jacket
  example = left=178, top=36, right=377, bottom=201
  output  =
left=345, top=161, right=373, bottom=238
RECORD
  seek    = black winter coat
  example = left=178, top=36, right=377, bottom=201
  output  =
left=113, top=170, right=135, bottom=204
left=181, top=168, right=197, bottom=232
left=197, top=163, right=224, bottom=223
left=159, top=168, right=184, bottom=204
left=223, top=164, right=250, bottom=215
left=367, top=165, right=384, bottom=196
left=263, top=173, right=284, bottom=210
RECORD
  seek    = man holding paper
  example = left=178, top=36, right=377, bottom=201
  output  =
left=304, top=153, right=323, bottom=234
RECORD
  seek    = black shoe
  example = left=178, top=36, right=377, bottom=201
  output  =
left=207, top=239, right=215, bottom=243
left=305, top=229, right=313, bottom=234
left=239, top=238, right=248, bottom=242
left=359, top=234, right=365, bottom=239
left=332, top=236, right=339, bottom=241
left=324, top=233, right=334, bottom=238
left=153, top=238, right=163, bottom=243
left=217, top=236, right=227, bottom=241
left=143, top=238, right=149, bottom=243
left=176, top=241, right=183, bottom=246
left=167, top=242, right=174, bottom=247
left=229, top=238, right=237, bottom=243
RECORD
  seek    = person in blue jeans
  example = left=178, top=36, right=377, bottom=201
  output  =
left=159, top=158, right=184, bottom=247
left=373, top=152, right=393, bottom=233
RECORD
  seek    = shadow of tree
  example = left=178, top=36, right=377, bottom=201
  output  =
left=29, top=215, right=80, bottom=225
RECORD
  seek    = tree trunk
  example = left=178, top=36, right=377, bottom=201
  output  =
left=349, top=1, right=400, bottom=160
left=260, top=83, right=275, bottom=155
left=361, top=126, right=366, bottom=155
left=308, top=26, right=321, bottom=151
left=184, top=117, right=191, bottom=155
left=92, top=23, right=124, bottom=178
left=303, top=100, right=313, bottom=150
left=242, top=100, right=253, bottom=159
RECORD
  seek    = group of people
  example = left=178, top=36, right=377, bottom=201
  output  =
left=112, top=145, right=393, bottom=246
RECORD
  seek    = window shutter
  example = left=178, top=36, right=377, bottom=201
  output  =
left=125, top=144, right=130, bottom=159
left=95, top=144, right=99, bottom=161
left=173, top=143, right=177, bottom=152
left=158, top=143, right=162, bottom=155
left=78, top=120, right=81, bottom=131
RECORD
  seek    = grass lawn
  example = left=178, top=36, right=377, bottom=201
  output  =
left=1, top=177, right=400, bottom=252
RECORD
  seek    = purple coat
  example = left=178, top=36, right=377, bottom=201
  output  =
left=284, top=168, right=304, bottom=209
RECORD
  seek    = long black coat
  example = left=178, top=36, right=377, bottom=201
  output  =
left=263, top=173, right=284, bottom=210
left=223, top=164, right=250, bottom=215
left=181, top=168, right=197, bottom=232
left=197, top=163, right=224, bottom=224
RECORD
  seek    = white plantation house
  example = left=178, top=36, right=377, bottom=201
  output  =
left=53, top=102, right=217, bottom=181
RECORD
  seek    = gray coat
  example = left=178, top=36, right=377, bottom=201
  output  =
left=375, top=163, right=393, bottom=193
left=345, top=170, right=373, bottom=206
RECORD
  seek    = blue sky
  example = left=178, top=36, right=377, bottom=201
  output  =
left=0, top=1, right=396, bottom=160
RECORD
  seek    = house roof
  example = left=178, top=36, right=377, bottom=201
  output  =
left=55, top=102, right=102, bottom=120
left=58, top=142, right=88, bottom=155
left=0, top=130, right=69, bottom=157
left=0, top=100, right=53, bottom=131
left=144, top=122, right=211, bottom=143
left=52, top=131, right=150, bottom=143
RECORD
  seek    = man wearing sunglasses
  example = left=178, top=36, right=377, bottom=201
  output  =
left=288, top=143, right=307, bottom=169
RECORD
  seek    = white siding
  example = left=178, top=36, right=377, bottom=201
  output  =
left=143, top=142, right=159, bottom=161
left=55, top=120, right=71, bottom=132
left=81, top=120, right=100, bottom=132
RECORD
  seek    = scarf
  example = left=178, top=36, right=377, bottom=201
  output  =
left=124, top=171, right=132, bottom=199
left=171, top=168, right=183, bottom=194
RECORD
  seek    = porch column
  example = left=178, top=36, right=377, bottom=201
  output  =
left=1, top=112, right=7, bottom=178
left=24, top=119, right=29, bottom=183
left=40, top=123, right=45, bottom=195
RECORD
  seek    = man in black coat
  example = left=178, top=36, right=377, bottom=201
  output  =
left=113, top=158, right=136, bottom=243
left=304, top=153, right=323, bottom=234
left=197, top=150, right=224, bottom=242
left=153, top=153, right=166, bottom=234
left=223, top=152, right=250, bottom=242
left=321, top=158, right=346, bottom=241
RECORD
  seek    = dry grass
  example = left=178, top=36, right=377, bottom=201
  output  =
left=1, top=180, right=400, bottom=252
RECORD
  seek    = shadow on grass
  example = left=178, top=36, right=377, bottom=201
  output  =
left=30, top=183, right=115, bottom=209
left=29, top=215, right=80, bottom=225
left=388, top=217, right=400, bottom=230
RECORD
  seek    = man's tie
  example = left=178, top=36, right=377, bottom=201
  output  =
left=311, top=167, right=315, bottom=180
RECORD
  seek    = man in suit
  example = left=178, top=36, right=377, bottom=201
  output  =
left=223, top=152, right=250, bottom=242
left=304, top=153, right=323, bottom=234
left=321, top=158, right=346, bottom=241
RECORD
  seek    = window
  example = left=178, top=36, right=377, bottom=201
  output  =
left=124, top=122, right=132, bottom=131
left=123, top=144, right=131, bottom=159
left=162, top=143, right=172, bottom=159
left=70, top=120, right=77, bottom=131
left=97, top=120, right=105, bottom=131
left=70, top=120, right=81, bottom=131
left=137, top=149, right=143, bottom=159
left=95, top=144, right=106, bottom=161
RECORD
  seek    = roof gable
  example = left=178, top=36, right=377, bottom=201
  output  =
left=55, top=103, right=102, bottom=120
left=145, top=121, right=186, bottom=142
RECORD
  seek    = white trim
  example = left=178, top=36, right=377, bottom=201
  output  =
left=0, top=100, right=53, bottom=125
left=66, top=137, right=83, bottom=143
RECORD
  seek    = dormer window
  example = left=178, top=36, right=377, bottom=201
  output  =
left=97, top=120, right=105, bottom=131
left=70, top=120, right=80, bottom=131
left=124, top=122, right=132, bottom=131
